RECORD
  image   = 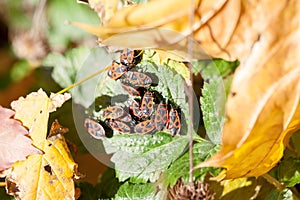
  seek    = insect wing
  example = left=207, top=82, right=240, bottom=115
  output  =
left=134, top=120, right=155, bottom=134
left=84, top=118, right=105, bottom=139
left=124, top=71, right=152, bottom=87
left=127, top=98, right=143, bottom=118
left=154, top=102, right=168, bottom=131
left=117, top=111, right=132, bottom=122
left=140, top=91, right=154, bottom=118
left=107, top=62, right=128, bottom=80
left=167, top=108, right=181, bottom=136
left=102, top=106, right=124, bottom=119
left=120, top=48, right=134, bottom=66
left=109, top=120, right=131, bottom=134
left=120, top=49, right=142, bottom=66
left=121, top=83, right=140, bottom=96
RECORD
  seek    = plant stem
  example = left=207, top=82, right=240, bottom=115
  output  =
left=262, top=174, right=284, bottom=191
left=188, top=0, right=195, bottom=184
left=57, top=66, right=110, bottom=94
left=0, top=182, right=6, bottom=187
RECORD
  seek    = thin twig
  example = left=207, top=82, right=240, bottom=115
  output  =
left=262, top=174, right=300, bottom=199
left=262, top=174, right=284, bottom=191
left=57, top=66, right=110, bottom=94
left=188, top=0, right=195, bottom=184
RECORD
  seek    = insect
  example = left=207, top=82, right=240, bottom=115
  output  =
left=134, top=119, right=155, bottom=134
left=127, top=98, right=143, bottom=118
left=154, top=102, right=168, bottom=131
left=102, top=105, right=124, bottom=119
left=167, top=108, right=181, bottom=136
left=140, top=91, right=154, bottom=118
left=107, top=62, right=128, bottom=80
left=123, top=71, right=152, bottom=87
left=84, top=118, right=105, bottom=139
left=109, top=120, right=131, bottom=134
left=117, top=110, right=132, bottom=122
left=120, top=49, right=143, bottom=66
left=121, top=83, right=140, bottom=96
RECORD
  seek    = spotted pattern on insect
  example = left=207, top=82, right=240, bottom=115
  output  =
left=123, top=71, right=152, bottom=87
left=120, top=49, right=142, bottom=66
left=102, top=106, right=124, bottom=119
left=107, top=62, right=128, bottom=80
left=117, top=110, right=132, bottom=122
left=109, top=120, right=131, bottom=134
left=84, top=118, right=105, bottom=139
left=140, top=91, right=154, bottom=118
left=121, top=83, right=140, bottom=96
left=127, top=98, right=143, bottom=118
left=134, top=119, right=155, bottom=134
left=167, top=108, right=181, bottom=136
left=154, top=102, right=168, bottom=131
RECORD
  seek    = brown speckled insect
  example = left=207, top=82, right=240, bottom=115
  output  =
left=123, top=71, right=152, bottom=87
left=134, top=119, right=155, bottom=134
left=84, top=118, right=105, bottom=139
left=102, top=106, right=124, bottom=119
left=109, top=120, right=131, bottom=134
left=107, top=62, right=128, bottom=80
left=154, top=102, right=168, bottom=131
left=120, top=49, right=143, bottom=66
left=140, top=91, right=154, bottom=118
left=121, top=83, right=141, bottom=96
left=167, top=107, right=181, bottom=136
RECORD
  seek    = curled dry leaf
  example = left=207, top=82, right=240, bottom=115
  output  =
left=49, top=92, right=71, bottom=112
left=0, top=106, right=41, bottom=171
left=6, top=89, right=77, bottom=200
left=74, top=0, right=300, bottom=179
left=196, top=0, right=300, bottom=179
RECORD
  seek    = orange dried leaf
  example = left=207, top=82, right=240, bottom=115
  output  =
left=0, top=106, right=41, bottom=171
left=73, top=0, right=300, bottom=180
left=6, top=89, right=77, bottom=200
left=195, top=0, right=300, bottom=179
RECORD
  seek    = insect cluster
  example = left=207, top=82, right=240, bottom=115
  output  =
left=84, top=49, right=181, bottom=139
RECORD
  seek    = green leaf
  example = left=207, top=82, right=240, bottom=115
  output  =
left=43, top=47, right=115, bottom=107
left=47, top=0, right=100, bottom=49
left=270, top=155, right=300, bottom=187
left=200, top=79, right=226, bottom=144
left=140, top=61, right=198, bottom=134
left=195, top=59, right=238, bottom=144
left=192, top=59, right=239, bottom=79
left=103, top=132, right=189, bottom=183
left=10, top=60, right=30, bottom=82
left=114, top=182, right=157, bottom=200
left=164, top=140, right=220, bottom=187
left=43, top=46, right=91, bottom=88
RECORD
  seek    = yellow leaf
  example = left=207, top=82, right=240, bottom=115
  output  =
left=6, top=89, right=76, bottom=200
left=195, top=0, right=300, bottom=179
left=73, top=0, right=300, bottom=180
left=78, top=0, right=121, bottom=24
left=71, top=0, right=220, bottom=60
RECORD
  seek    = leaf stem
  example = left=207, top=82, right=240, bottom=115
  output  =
left=0, top=182, right=6, bottom=187
left=56, top=65, right=110, bottom=94
left=262, top=174, right=284, bottom=191
left=262, top=174, right=300, bottom=200
left=188, top=0, right=195, bottom=184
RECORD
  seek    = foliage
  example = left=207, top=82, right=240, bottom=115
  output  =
left=2, top=0, right=300, bottom=199
left=164, top=140, right=220, bottom=187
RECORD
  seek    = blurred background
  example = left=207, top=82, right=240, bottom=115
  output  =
left=0, top=0, right=107, bottom=184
